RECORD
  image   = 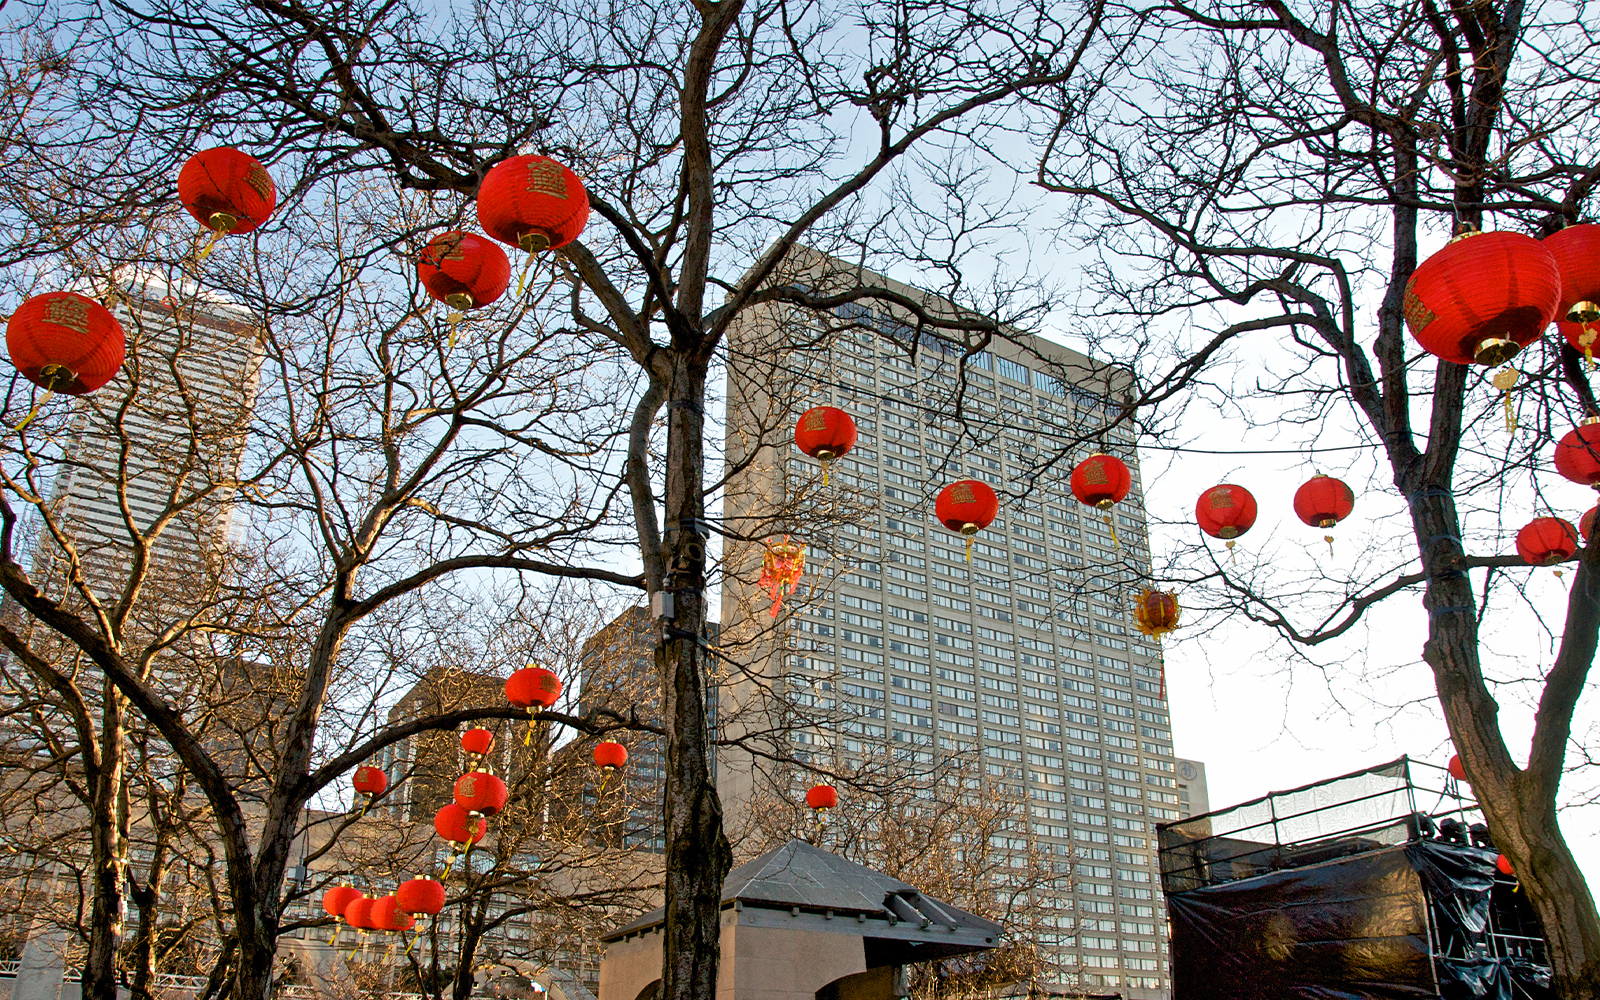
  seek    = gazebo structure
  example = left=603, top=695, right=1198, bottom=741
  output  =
left=597, top=839, right=1002, bottom=1000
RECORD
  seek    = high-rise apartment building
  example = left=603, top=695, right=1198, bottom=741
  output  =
left=720, top=253, right=1178, bottom=998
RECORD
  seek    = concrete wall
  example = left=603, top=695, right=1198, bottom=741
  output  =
left=599, top=909, right=893, bottom=1000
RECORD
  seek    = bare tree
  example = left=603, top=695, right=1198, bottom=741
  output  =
left=1034, top=0, right=1600, bottom=991
left=0, top=0, right=1120, bottom=997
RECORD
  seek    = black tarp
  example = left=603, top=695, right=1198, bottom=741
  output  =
left=1166, top=841, right=1554, bottom=1000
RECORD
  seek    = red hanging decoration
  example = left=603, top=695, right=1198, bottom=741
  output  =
left=793, top=406, right=857, bottom=484
left=322, top=886, right=363, bottom=920
left=352, top=765, right=388, bottom=796
left=417, top=231, right=512, bottom=312
left=1544, top=224, right=1600, bottom=365
left=1402, top=230, right=1561, bottom=366
left=453, top=771, right=509, bottom=817
left=1496, top=854, right=1515, bottom=876
left=1515, top=517, right=1578, bottom=566
left=758, top=536, right=806, bottom=617
left=177, top=147, right=277, bottom=259
left=6, top=292, right=126, bottom=394
left=397, top=878, right=447, bottom=916
left=1195, top=483, right=1257, bottom=560
left=1132, top=589, right=1181, bottom=638
left=1070, top=454, right=1132, bottom=509
left=1294, top=474, right=1355, bottom=554
left=344, top=897, right=376, bottom=931
left=593, top=741, right=629, bottom=770
left=1554, top=422, right=1600, bottom=487
left=1581, top=506, right=1598, bottom=542
left=476, top=155, right=590, bottom=253
left=1447, top=754, right=1467, bottom=781
left=935, top=479, right=1000, bottom=560
left=806, top=784, right=838, bottom=811
left=371, top=896, right=416, bottom=932
left=433, top=803, right=488, bottom=847
left=505, top=665, right=562, bottom=708
left=460, top=728, right=495, bottom=757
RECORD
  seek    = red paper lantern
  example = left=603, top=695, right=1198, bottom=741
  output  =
left=397, top=878, right=447, bottom=916
left=1582, top=506, right=1598, bottom=542
left=6, top=292, right=126, bottom=394
left=370, top=896, right=415, bottom=932
left=417, top=231, right=512, bottom=312
left=453, top=771, right=509, bottom=816
left=461, top=728, right=495, bottom=756
left=1070, top=454, right=1132, bottom=510
left=177, top=147, right=277, bottom=235
left=1195, top=484, right=1258, bottom=540
left=1496, top=854, right=1514, bottom=876
left=1293, top=475, right=1355, bottom=528
left=344, top=897, right=376, bottom=930
left=1447, top=754, right=1466, bottom=781
left=476, top=155, right=590, bottom=252
left=505, top=665, right=562, bottom=709
left=793, top=406, right=857, bottom=464
left=352, top=765, right=388, bottom=796
left=1554, top=423, right=1600, bottom=487
left=1515, top=517, right=1578, bottom=566
left=934, top=479, right=1000, bottom=536
left=1402, top=230, right=1561, bottom=365
left=1544, top=224, right=1600, bottom=357
left=434, top=803, right=488, bottom=846
left=593, top=741, right=628, bottom=770
left=1133, top=589, right=1180, bottom=638
left=322, top=886, right=363, bottom=919
left=805, top=784, right=838, bottom=810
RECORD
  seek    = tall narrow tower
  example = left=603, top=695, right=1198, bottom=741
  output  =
left=720, top=252, right=1177, bottom=998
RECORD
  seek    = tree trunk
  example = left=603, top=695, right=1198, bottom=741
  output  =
left=657, top=355, right=732, bottom=1000
left=83, top=680, right=128, bottom=1000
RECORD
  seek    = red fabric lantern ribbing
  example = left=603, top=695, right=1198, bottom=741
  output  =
left=1515, top=517, right=1578, bottom=566
left=593, top=741, right=628, bottom=770
left=506, top=665, right=562, bottom=708
left=475, top=155, right=590, bottom=252
left=1402, top=230, right=1561, bottom=365
left=806, top=784, right=838, bottom=810
left=1070, top=454, right=1132, bottom=510
left=1447, top=754, right=1466, bottom=781
left=1133, top=589, right=1180, bottom=638
left=352, top=765, right=388, bottom=796
left=322, top=886, right=363, bottom=919
left=434, top=803, right=488, bottom=846
left=453, top=771, right=509, bottom=816
left=934, top=479, right=999, bottom=535
left=6, top=292, right=126, bottom=394
left=177, top=147, right=277, bottom=235
left=344, top=897, right=376, bottom=930
left=370, top=896, right=415, bottom=932
left=793, top=406, right=857, bottom=463
left=461, top=728, right=495, bottom=756
left=1293, top=475, right=1355, bottom=528
left=417, top=231, right=512, bottom=311
left=1195, top=484, right=1258, bottom=540
left=397, top=878, right=447, bottom=916
left=1554, top=423, right=1600, bottom=487
left=1543, top=224, right=1600, bottom=355
left=1582, top=506, right=1598, bottom=542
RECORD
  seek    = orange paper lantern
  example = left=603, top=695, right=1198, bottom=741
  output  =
left=1133, top=589, right=1180, bottom=638
left=177, top=147, right=277, bottom=235
left=397, top=878, right=447, bottom=916
left=1070, top=454, right=1132, bottom=510
left=593, top=741, right=628, bottom=770
left=417, top=231, right=512, bottom=311
left=1554, top=423, right=1600, bottom=487
left=6, top=292, right=126, bottom=394
left=1515, top=517, right=1578, bottom=566
left=805, top=784, right=838, bottom=810
left=505, top=665, right=562, bottom=709
left=476, top=155, right=590, bottom=253
left=1402, top=230, right=1560, bottom=365
left=453, top=771, right=509, bottom=817
left=1544, top=224, right=1600, bottom=361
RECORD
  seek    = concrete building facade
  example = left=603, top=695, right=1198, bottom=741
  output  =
left=719, top=254, right=1178, bottom=997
